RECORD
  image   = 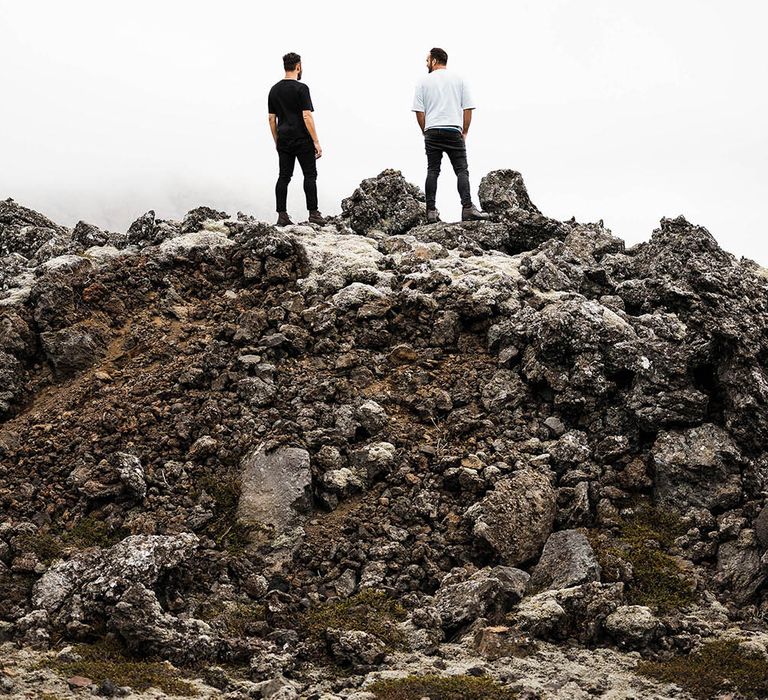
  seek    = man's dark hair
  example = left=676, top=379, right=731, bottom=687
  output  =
left=283, top=52, right=301, bottom=71
left=430, top=47, right=448, bottom=65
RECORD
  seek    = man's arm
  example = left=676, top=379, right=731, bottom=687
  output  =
left=415, top=111, right=426, bottom=133
left=302, top=110, right=322, bottom=158
left=462, top=109, right=473, bottom=139
left=268, top=114, right=278, bottom=145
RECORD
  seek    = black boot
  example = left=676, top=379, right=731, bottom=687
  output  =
left=308, top=210, right=326, bottom=225
left=461, top=204, right=490, bottom=222
left=276, top=212, right=294, bottom=226
left=426, top=209, right=441, bottom=224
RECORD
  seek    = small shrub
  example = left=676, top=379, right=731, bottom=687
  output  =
left=638, top=639, right=768, bottom=699
left=196, top=471, right=255, bottom=553
left=368, top=674, right=517, bottom=700
left=15, top=531, right=62, bottom=564
left=196, top=599, right=266, bottom=637
left=65, top=515, right=128, bottom=548
left=47, top=639, right=197, bottom=696
left=302, top=589, right=408, bottom=652
left=590, top=500, right=695, bottom=612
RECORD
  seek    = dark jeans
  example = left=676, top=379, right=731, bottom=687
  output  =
left=424, top=128, right=472, bottom=209
left=275, top=140, right=317, bottom=212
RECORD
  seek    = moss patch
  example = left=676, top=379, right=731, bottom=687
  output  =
left=638, top=639, right=768, bottom=700
left=47, top=639, right=197, bottom=696
left=590, top=500, right=695, bottom=612
left=15, top=531, right=63, bottom=564
left=368, top=674, right=517, bottom=700
left=197, top=599, right=266, bottom=637
left=302, top=590, right=408, bottom=654
left=64, top=515, right=128, bottom=548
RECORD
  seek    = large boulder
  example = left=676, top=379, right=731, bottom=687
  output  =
left=652, top=424, right=743, bottom=511
left=529, top=529, right=601, bottom=591
left=237, top=444, right=312, bottom=535
left=32, top=534, right=199, bottom=636
left=433, top=566, right=529, bottom=632
left=466, top=469, right=556, bottom=566
left=341, top=169, right=425, bottom=235
left=40, top=323, right=108, bottom=377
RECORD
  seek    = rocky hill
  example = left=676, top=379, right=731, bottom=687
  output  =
left=2, top=170, right=768, bottom=699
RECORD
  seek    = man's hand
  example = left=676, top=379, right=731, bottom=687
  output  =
left=462, top=131, right=468, bottom=141
left=314, top=141, right=323, bottom=159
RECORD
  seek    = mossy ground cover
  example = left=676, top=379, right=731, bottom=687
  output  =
left=590, top=500, right=695, bottom=612
left=301, top=589, right=408, bottom=656
left=367, top=674, right=517, bottom=699
left=638, top=639, right=768, bottom=699
left=196, top=599, right=266, bottom=637
left=47, top=639, right=197, bottom=696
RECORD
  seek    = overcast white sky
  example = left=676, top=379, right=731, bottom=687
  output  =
left=1, top=0, right=766, bottom=262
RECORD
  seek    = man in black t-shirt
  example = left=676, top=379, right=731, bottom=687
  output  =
left=268, top=52, right=324, bottom=226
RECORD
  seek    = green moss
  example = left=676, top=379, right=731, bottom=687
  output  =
left=15, top=531, right=63, bottom=564
left=196, top=599, right=266, bottom=637
left=590, top=500, right=695, bottom=612
left=302, top=590, right=408, bottom=653
left=368, top=674, right=517, bottom=700
left=47, top=639, right=197, bottom=696
left=65, top=515, right=128, bottom=548
left=638, top=639, right=768, bottom=699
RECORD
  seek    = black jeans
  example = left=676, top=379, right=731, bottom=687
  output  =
left=424, top=128, right=472, bottom=209
left=275, top=139, right=318, bottom=212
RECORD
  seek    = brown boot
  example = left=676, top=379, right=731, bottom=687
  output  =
left=308, top=210, right=326, bottom=225
left=426, top=209, right=441, bottom=224
left=276, top=212, right=294, bottom=226
left=461, top=204, right=490, bottom=222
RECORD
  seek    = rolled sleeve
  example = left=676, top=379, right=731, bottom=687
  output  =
left=300, top=86, right=314, bottom=112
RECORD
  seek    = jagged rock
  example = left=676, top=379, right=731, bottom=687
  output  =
left=113, top=452, right=147, bottom=500
left=0, top=351, right=26, bottom=418
left=529, top=530, right=601, bottom=591
left=653, top=424, right=744, bottom=511
left=39, top=323, right=108, bottom=377
left=126, top=210, right=158, bottom=244
left=32, top=534, right=199, bottom=638
left=237, top=444, right=312, bottom=536
left=605, top=606, right=661, bottom=649
left=478, top=169, right=541, bottom=214
left=433, top=566, right=529, bottom=631
left=72, top=221, right=111, bottom=248
left=466, top=469, right=556, bottom=566
left=509, top=582, right=624, bottom=644
left=326, top=628, right=387, bottom=667
left=180, top=206, right=230, bottom=234
left=715, top=529, right=767, bottom=604
left=341, top=169, right=425, bottom=235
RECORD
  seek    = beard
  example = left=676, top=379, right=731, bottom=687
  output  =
left=428, top=65, right=433, bottom=73
left=298, top=69, right=303, bottom=81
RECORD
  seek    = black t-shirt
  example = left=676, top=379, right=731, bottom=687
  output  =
left=268, top=79, right=314, bottom=149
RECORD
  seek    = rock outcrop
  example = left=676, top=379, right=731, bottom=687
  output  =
left=2, top=168, right=768, bottom=698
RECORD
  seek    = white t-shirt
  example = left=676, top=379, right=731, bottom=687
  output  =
left=412, top=69, right=475, bottom=131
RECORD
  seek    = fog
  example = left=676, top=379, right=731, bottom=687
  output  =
left=1, top=0, right=766, bottom=262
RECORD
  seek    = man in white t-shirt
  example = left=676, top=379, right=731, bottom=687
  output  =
left=412, top=47, right=489, bottom=223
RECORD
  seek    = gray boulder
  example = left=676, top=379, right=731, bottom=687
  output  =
left=433, top=566, right=529, bottom=631
left=605, top=605, right=661, bottom=649
left=653, top=424, right=743, bottom=511
left=33, top=534, right=199, bottom=634
left=237, top=444, right=312, bottom=535
left=40, top=323, right=108, bottom=377
left=466, top=469, right=556, bottom=566
left=341, top=169, right=425, bottom=235
left=530, top=529, right=601, bottom=591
